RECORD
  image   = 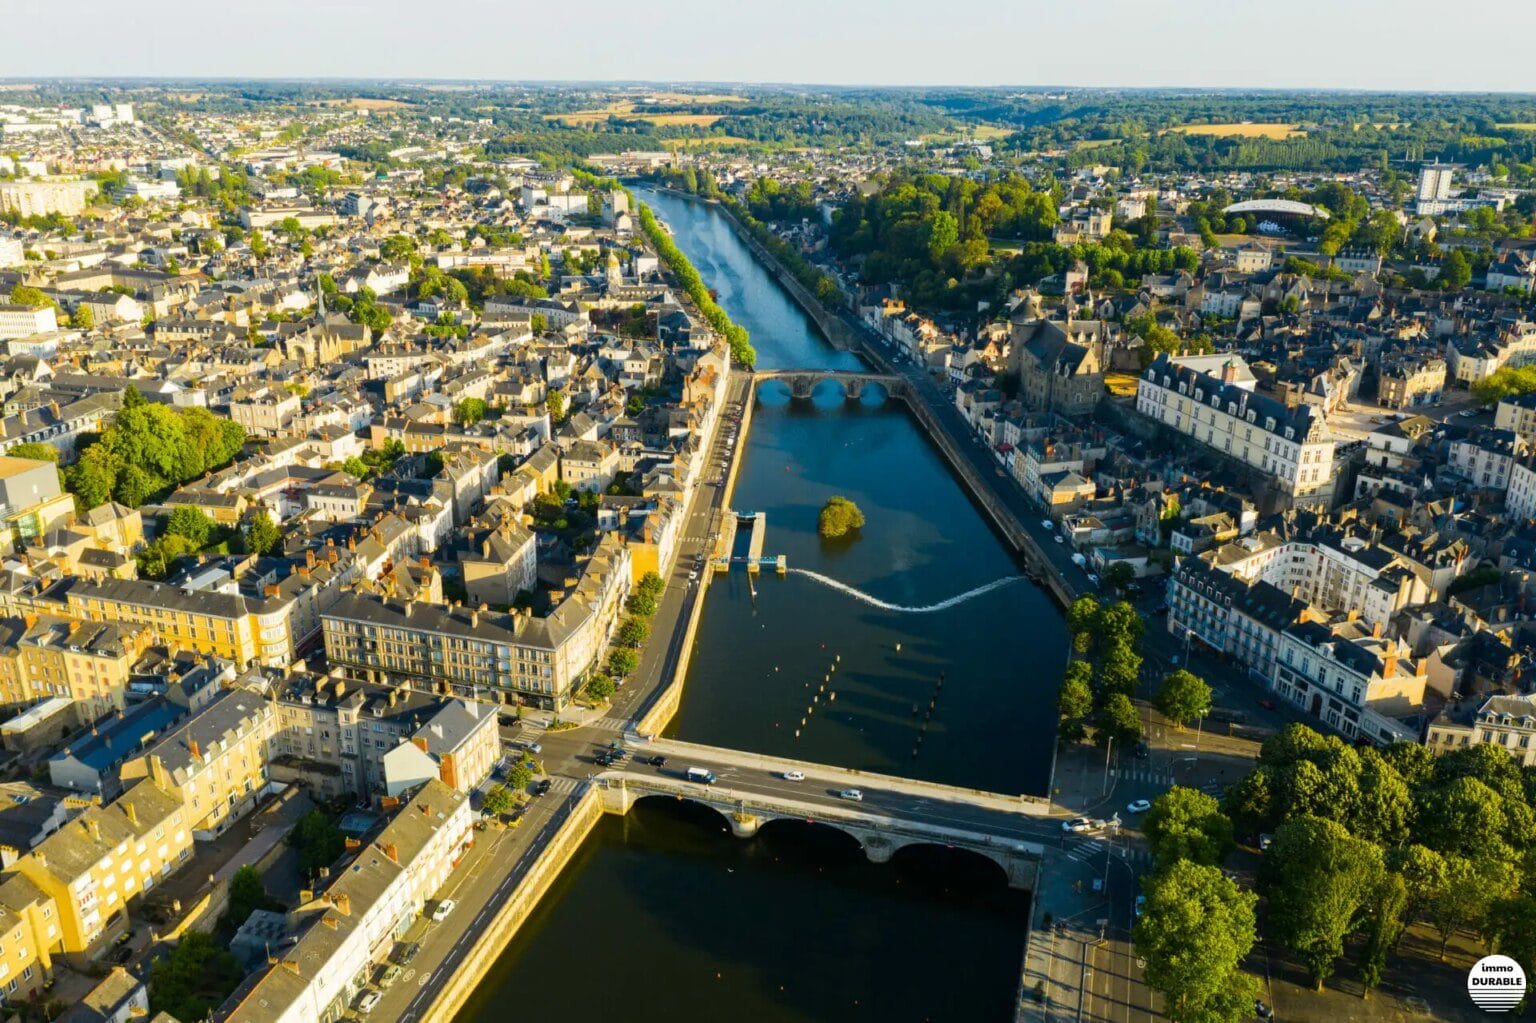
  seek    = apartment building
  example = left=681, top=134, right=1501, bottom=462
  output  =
left=1427, top=692, right=1536, bottom=762
left=1376, top=354, right=1446, bottom=409
left=1166, top=555, right=1308, bottom=681
left=65, top=578, right=295, bottom=668
left=1271, top=619, right=1441, bottom=744
left=0, top=872, right=58, bottom=1004
left=1496, top=392, right=1536, bottom=446
left=8, top=778, right=190, bottom=953
left=228, top=386, right=301, bottom=438
left=218, top=780, right=471, bottom=1023
left=262, top=672, right=495, bottom=800
left=1136, top=353, right=1336, bottom=503
left=118, top=690, right=279, bottom=839
left=323, top=536, right=629, bottom=710
left=378, top=700, right=498, bottom=798
left=460, top=522, right=537, bottom=608
left=0, top=306, right=57, bottom=341
left=1447, top=428, right=1523, bottom=491
left=0, top=179, right=98, bottom=217
left=0, top=615, right=152, bottom=719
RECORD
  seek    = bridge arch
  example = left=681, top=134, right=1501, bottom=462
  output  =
left=886, top=839, right=1013, bottom=890
left=754, top=814, right=867, bottom=855
left=632, top=791, right=735, bottom=832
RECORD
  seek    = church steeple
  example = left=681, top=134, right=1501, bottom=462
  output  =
left=315, top=280, right=326, bottom=320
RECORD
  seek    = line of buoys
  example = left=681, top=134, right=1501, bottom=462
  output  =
left=829, top=691, right=836, bottom=702
left=895, top=642, right=902, bottom=652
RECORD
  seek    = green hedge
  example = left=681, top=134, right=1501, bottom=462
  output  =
left=637, top=202, right=756, bottom=368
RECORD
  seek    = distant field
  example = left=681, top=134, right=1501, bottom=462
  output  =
left=548, top=103, right=724, bottom=128
left=1354, top=122, right=1409, bottom=130
left=641, top=91, right=746, bottom=105
left=314, top=97, right=413, bottom=111
left=1073, top=138, right=1121, bottom=150
left=674, top=135, right=753, bottom=148
left=1168, top=123, right=1304, bottom=139
left=1497, top=123, right=1536, bottom=131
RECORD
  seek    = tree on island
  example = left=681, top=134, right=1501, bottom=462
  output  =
left=817, top=496, right=865, bottom=540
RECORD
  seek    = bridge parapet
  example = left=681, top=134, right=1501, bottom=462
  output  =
left=595, top=773, right=1043, bottom=890
left=753, top=370, right=906, bottom=402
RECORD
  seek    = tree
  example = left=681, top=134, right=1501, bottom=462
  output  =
left=1156, top=670, right=1213, bottom=728
left=222, top=864, right=280, bottom=933
left=165, top=506, right=214, bottom=548
left=1357, top=873, right=1407, bottom=997
left=1261, top=815, right=1385, bottom=989
left=530, top=312, right=549, bottom=333
left=149, top=931, right=243, bottom=1023
left=1097, top=639, right=1142, bottom=696
left=1135, top=860, right=1260, bottom=1023
left=454, top=397, right=489, bottom=426
left=587, top=672, right=616, bottom=701
left=291, top=810, right=344, bottom=881
left=607, top=647, right=639, bottom=677
left=637, top=571, right=664, bottom=598
left=1486, top=894, right=1536, bottom=975
left=1057, top=661, right=1094, bottom=743
left=1439, top=249, right=1472, bottom=291
left=1066, top=595, right=1101, bottom=655
left=616, top=617, right=649, bottom=647
left=1429, top=854, right=1515, bottom=960
left=817, top=496, right=865, bottom=540
left=1103, top=561, right=1135, bottom=590
left=249, top=230, right=268, bottom=259
left=483, top=784, right=516, bottom=816
left=1145, top=787, right=1235, bottom=866
left=546, top=388, right=567, bottom=425
left=69, top=303, right=94, bottom=329
left=625, top=591, right=658, bottom=618
left=1221, top=766, right=1275, bottom=841
left=506, top=758, right=535, bottom=791
left=7, top=442, right=56, bottom=462
left=8, top=284, right=53, bottom=309
left=244, top=510, right=281, bottom=557
left=1095, top=692, right=1142, bottom=748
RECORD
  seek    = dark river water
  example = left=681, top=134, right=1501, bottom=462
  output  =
left=458, top=187, right=1060, bottom=1023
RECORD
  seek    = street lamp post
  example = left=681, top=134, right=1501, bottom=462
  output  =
left=1102, top=734, right=1115, bottom=797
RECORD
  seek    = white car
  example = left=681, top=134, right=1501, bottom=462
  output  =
left=357, top=990, right=383, bottom=1014
left=430, top=899, right=456, bottom=922
left=838, top=788, right=864, bottom=802
left=1126, top=799, right=1152, bottom=814
left=781, top=770, right=806, bottom=781
left=1054, top=535, right=1065, bottom=544
left=1061, top=816, right=1096, bottom=833
left=1041, top=519, right=1054, bottom=530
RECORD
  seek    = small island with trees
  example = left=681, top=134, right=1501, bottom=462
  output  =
left=817, top=496, right=866, bottom=540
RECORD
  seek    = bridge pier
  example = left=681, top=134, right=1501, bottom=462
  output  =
left=728, top=812, right=764, bottom=838
left=860, top=834, right=895, bottom=865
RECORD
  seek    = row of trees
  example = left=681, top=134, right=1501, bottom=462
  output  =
left=636, top=202, right=756, bottom=367
left=66, top=387, right=246, bottom=511
left=1057, top=595, right=1146, bottom=748
left=589, top=571, right=666, bottom=700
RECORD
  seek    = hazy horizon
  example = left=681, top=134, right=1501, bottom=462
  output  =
left=4, top=0, right=1536, bottom=93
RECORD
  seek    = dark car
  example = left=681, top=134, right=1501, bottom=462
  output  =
left=533, top=779, right=552, bottom=796
left=1132, top=742, right=1151, bottom=760
left=649, top=755, right=668, bottom=767
left=1258, top=698, right=1278, bottom=711
left=394, top=942, right=421, bottom=966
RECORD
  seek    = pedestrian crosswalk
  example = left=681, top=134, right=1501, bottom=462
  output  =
left=544, top=776, right=579, bottom=795
left=1062, top=840, right=1153, bottom=867
left=591, top=715, right=631, bottom=733
left=1110, top=767, right=1174, bottom=786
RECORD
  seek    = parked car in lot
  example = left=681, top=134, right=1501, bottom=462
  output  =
left=1126, top=799, right=1152, bottom=814
left=393, top=942, right=420, bottom=966
left=357, top=990, right=383, bottom=1014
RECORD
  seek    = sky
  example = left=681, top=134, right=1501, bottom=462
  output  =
left=5, top=0, right=1536, bottom=92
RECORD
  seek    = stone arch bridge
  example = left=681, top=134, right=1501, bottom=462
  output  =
left=595, top=763, right=1043, bottom=889
left=752, top=369, right=908, bottom=402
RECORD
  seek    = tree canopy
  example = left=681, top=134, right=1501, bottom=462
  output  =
left=817, top=496, right=866, bottom=540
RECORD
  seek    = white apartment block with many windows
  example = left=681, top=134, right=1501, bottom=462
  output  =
left=1137, top=353, right=1336, bottom=501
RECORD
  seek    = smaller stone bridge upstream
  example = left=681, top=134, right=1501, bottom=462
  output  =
left=753, top=369, right=908, bottom=402
left=592, top=736, right=1049, bottom=889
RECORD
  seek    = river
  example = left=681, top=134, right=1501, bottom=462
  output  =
left=457, top=187, right=1060, bottom=1023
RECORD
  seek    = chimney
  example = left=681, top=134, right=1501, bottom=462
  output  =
left=412, top=737, right=428, bottom=753
left=1381, top=653, right=1398, bottom=679
left=281, top=958, right=302, bottom=975
left=1371, top=620, right=1383, bottom=639
left=387, top=689, right=398, bottom=707
left=403, top=601, right=413, bottom=618
left=382, top=842, right=399, bottom=864
left=306, top=549, right=316, bottom=568
left=264, top=584, right=280, bottom=598
left=189, top=739, right=202, bottom=761
left=331, top=892, right=351, bottom=916
left=84, top=818, right=101, bottom=843
left=123, top=802, right=137, bottom=826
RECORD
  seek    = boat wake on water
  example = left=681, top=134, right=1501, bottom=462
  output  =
left=785, top=569, right=1023, bottom=614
